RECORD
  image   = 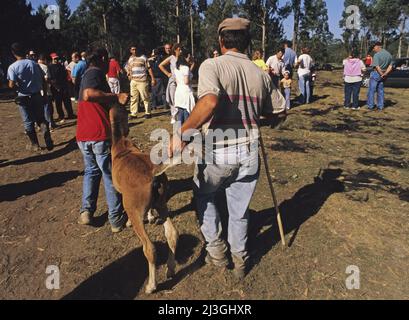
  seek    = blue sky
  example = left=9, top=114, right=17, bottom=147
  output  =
left=29, top=0, right=345, bottom=38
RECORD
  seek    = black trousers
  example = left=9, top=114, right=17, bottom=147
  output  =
left=51, top=86, right=74, bottom=119
left=150, top=78, right=166, bottom=108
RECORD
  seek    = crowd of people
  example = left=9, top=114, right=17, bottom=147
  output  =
left=251, top=42, right=316, bottom=109
left=3, top=16, right=397, bottom=281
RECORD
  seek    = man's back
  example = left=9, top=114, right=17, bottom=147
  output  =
left=49, top=63, right=68, bottom=87
left=73, top=60, right=87, bottom=80
left=373, top=49, right=393, bottom=70
left=7, top=59, right=43, bottom=96
left=198, top=51, right=274, bottom=143
left=284, top=47, right=297, bottom=67
left=107, top=59, right=121, bottom=78
left=76, top=67, right=111, bottom=142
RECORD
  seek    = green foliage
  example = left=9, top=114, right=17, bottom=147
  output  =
left=299, top=0, right=333, bottom=62
left=2, top=0, right=406, bottom=66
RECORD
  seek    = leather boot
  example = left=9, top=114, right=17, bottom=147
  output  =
left=26, top=131, right=41, bottom=152
left=232, top=254, right=249, bottom=280
left=40, top=123, right=54, bottom=151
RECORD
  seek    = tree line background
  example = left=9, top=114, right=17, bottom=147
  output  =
left=1, top=0, right=408, bottom=67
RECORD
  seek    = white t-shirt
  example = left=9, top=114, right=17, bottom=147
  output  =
left=174, top=65, right=195, bottom=112
left=66, top=61, right=77, bottom=73
left=297, top=54, right=313, bottom=76
left=266, top=55, right=284, bottom=76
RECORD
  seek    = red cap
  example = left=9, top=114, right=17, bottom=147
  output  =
left=50, top=53, right=59, bottom=59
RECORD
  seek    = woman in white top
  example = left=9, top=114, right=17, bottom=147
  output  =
left=296, top=47, right=313, bottom=104
left=174, top=51, right=195, bottom=124
left=159, top=44, right=182, bottom=124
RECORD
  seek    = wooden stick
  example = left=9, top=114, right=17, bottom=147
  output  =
left=259, top=134, right=286, bottom=246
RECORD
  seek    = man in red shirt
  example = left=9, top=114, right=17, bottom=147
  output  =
left=76, top=47, right=130, bottom=233
left=107, top=55, right=121, bottom=94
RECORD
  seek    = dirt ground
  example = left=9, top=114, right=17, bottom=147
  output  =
left=0, top=70, right=408, bottom=300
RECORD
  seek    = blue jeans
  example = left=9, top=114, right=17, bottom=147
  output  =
left=344, top=81, right=361, bottom=108
left=176, top=107, right=190, bottom=125
left=194, top=143, right=260, bottom=261
left=283, top=87, right=291, bottom=109
left=44, top=95, right=55, bottom=126
left=298, top=73, right=311, bottom=104
left=77, top=141, right=125, bottom=228
left=17, top=93, right=49, bottom=133
left=367, top=71, right=385, bottom=110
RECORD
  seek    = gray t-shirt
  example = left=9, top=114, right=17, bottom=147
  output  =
left=372, top=49, right=393, bottom=70
left=198, top=51, right=285, bottom=145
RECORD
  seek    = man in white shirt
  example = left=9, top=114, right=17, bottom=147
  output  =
left=266, top=48, right=285, bottom=87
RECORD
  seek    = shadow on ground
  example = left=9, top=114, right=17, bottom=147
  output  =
left=62, top=234, right=201, bottom=299
left=0, top=170, right=82, bottom=202
left=248, top=169, right=345, bottom=266
left=0, top=138, right=78, bottom=168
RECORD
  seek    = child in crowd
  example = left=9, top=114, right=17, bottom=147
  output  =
left=280, top=71, right=292, bottom=110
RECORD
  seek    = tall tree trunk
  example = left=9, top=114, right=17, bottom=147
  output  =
left=176, top=0, right=180, bottom=44
left=262, top=10, right=266, bottom=60
left=190, top=0, right=194, bottom=56
left=102, top=13, right=109, bottom=51
left=292, top=0, right=301, bottom=53
left=398, top=16, right=406, bottom=58
left=360, top=35, right=365, bottom=57
left=382, top=29, right=387, bottom=48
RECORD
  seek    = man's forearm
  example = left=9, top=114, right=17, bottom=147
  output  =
left=384, top=65, right=393, bottom=77
left=83, top=88, right=118, bottom=105
left=180, top=94, right=218, bottom=136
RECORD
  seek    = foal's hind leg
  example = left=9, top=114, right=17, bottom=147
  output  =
left=124, top=196, right=157, bottom=294
left=157, top=204, right=178, bottom=279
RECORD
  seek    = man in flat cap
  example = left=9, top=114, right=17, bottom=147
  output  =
left=169, top=17, right=285, bottom=280
left=367, top=42, right=393, bottom=111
